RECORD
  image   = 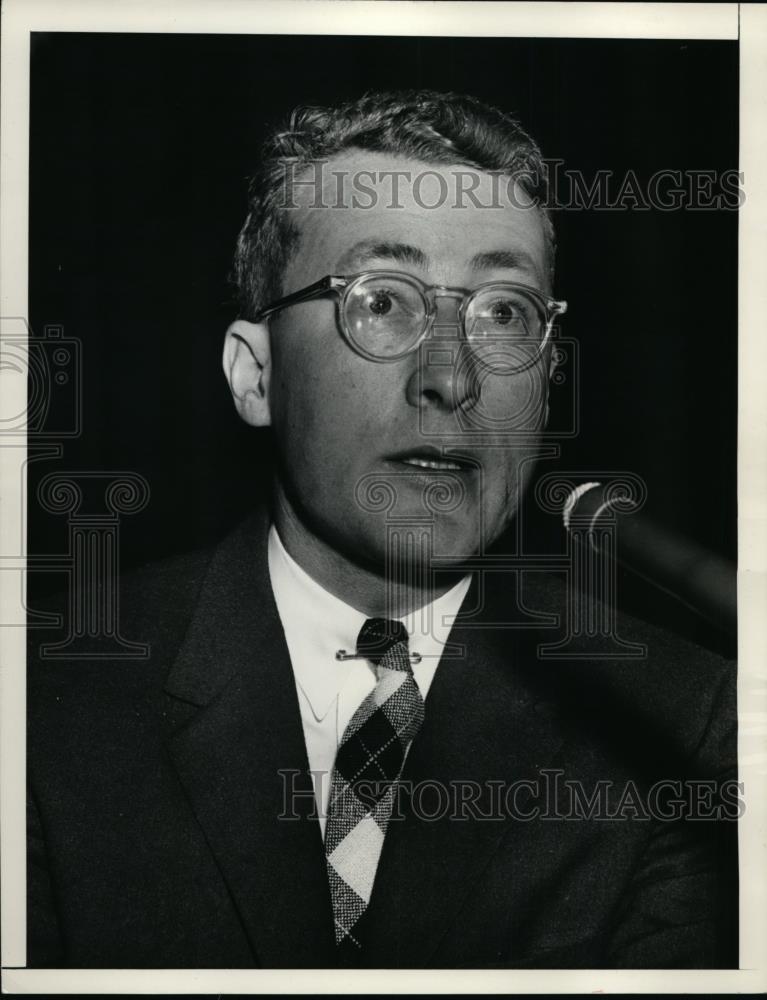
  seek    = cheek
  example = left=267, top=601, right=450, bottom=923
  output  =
left=270, top=329, right=336, bottom=427
left=465, top=366, right=549, bottom=435
left=270, top=343, right=373, bottom=475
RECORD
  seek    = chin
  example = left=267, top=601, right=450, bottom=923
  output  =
left=373, top=517, right=482, bottom=571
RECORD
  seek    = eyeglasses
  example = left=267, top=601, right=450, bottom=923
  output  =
left=255, top=270, right=567, bottom=366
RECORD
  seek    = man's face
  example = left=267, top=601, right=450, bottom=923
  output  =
left=263, top=151, right=553, bottom=572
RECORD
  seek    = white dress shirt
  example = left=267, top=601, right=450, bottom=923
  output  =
left=267, top=525, right=472, bottom=836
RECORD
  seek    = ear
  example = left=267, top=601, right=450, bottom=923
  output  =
left=222, top=319, right=272, bottom=427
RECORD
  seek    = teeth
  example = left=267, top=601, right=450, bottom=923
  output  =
left=401, top=457, right=463, bottom=471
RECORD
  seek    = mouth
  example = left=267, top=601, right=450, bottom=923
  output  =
left=387, top=448, right=476, bottom=473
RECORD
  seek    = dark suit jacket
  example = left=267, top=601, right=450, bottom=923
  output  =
left=27, top=512, right=738, bottom=969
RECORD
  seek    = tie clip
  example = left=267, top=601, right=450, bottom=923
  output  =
left=335, top=649, right=422, bottom=664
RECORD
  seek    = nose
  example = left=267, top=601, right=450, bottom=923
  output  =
left=404, top=295, right=478, bottom=413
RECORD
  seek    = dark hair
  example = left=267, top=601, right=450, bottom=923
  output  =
left=233, top=90, right=555, bottom=319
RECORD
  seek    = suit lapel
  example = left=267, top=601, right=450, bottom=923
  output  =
left=357, top=578, right=567, bottom=967
left=162, top=514, right=336, bottom=967
left=161, top=515, right=569, bottom=968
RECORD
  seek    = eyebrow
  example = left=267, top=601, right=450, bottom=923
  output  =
left=336, top=240, right=429, bottom=272
left=336, top=240, right=541, bottom=280
left=469, top=249, right=540, bottom=276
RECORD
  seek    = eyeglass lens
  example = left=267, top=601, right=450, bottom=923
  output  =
left=343, top=274, right=548, bottom=363
left=344, top=276, right=426, bottom=358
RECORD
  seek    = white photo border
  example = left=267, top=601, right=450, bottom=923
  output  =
left=1, top=1, right=764, bottom=993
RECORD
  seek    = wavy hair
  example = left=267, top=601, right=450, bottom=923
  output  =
left=232, top=90, right=555, bottom=319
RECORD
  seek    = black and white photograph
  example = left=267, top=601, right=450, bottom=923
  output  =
left=1, top=1, right=765, bottom=993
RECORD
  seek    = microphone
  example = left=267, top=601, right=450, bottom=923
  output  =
left=563, top=482, right=737, bottom=635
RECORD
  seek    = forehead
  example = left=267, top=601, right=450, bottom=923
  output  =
left=282, top=150, right=548, bottom=291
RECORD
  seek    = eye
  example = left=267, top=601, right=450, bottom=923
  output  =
left=486, top=298, right=521, bottom=326
left=367, top=288, right=395, bottom=317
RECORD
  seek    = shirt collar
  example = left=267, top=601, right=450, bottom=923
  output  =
left=267, top=525, right=471, bottom=721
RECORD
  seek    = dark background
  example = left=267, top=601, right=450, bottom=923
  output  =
left=27, top=33, right=738, bottom=652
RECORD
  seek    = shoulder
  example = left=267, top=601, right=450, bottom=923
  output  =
left=517, top=568, right=734, bottom=672
left=26, top=539, right=217, bottom=716
left=27, top=510, right=272, bottom=706
left=514, top=571, right=736, bottom=768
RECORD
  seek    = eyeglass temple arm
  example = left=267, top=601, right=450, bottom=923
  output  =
left=548, top=298, right=567, bottom=318
left=254, top=276, right=348, bottom=322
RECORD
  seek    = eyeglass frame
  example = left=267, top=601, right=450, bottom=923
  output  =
left=253, top=270, right=568, bottom=364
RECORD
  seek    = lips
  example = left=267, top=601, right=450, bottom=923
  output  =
left=387, top=447, right=476, bottom=473
left=401, top=457, right=464, bottom=471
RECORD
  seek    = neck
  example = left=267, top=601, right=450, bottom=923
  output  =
left=271, top=485, right=463, bottom=618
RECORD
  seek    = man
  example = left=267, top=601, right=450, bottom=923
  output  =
left=27, top=90, right=737, bottom=969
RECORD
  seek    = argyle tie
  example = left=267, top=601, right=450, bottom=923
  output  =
left=324, top=617, right=425, bottom=949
